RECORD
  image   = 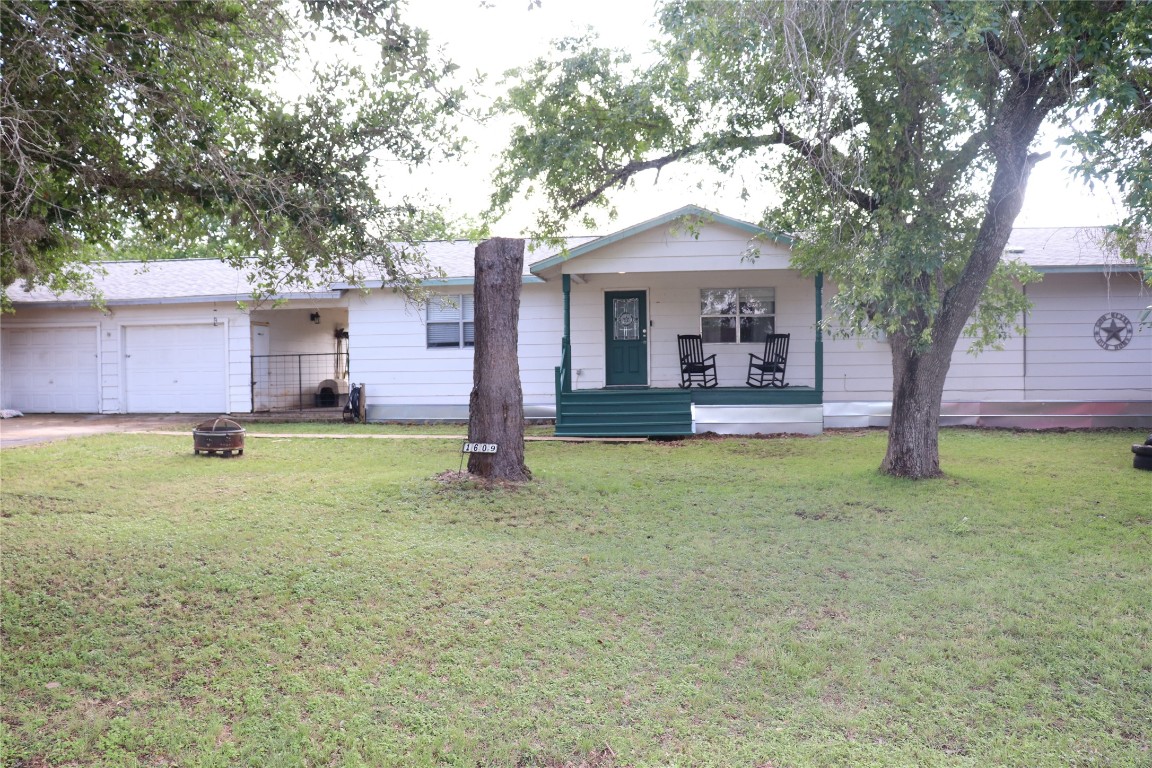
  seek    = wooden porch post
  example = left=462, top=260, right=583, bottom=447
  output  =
left=563, top=273, right=571, bottom=338
left=815, top=271, right=824, bottom=396
left=562, top=273, right=572, bottom=392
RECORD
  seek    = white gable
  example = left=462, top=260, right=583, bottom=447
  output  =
left=532, top=219, right=793, bottom=280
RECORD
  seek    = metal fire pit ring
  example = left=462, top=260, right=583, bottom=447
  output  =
left=193, top=417, right=245, bottom=458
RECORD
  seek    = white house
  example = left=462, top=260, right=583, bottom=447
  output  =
left=3, top=206, right=1149, bottom=433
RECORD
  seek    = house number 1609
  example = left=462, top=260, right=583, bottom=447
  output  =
left=462, top=442, right=498, bottom=454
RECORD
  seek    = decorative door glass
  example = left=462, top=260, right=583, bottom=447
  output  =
left=613, top=298, right=639, bottom=341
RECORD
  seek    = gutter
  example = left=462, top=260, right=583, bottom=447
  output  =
left=7, top=291, right=344, bottom=310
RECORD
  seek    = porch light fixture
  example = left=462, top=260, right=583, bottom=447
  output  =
left=310, top=312, right=321, bottom=324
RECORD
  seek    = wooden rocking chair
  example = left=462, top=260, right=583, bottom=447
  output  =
left=678, top=334, right=718, bottom=388
left=746, top=333, right=789, bottom=388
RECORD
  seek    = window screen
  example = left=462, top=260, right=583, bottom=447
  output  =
left=427, top=294, right=475, bottom=348
left=699, top=287, right=775, bottom=343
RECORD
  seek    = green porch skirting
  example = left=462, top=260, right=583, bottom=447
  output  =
left=555, top=387, right=822, bottom=437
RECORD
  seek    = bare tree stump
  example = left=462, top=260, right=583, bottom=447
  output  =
left=467, top=238, right=531, bottom=482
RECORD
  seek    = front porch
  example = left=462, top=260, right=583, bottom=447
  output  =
left=554, top=386, right=822, bottom=437
left=533, top=206, right=827, bottom=438
left=549, top=270, right=827, bottom=436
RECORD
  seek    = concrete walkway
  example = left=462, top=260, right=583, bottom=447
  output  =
left=1, top=414, right=644, bottom=448
left=140, top=430, right=642, bottom=442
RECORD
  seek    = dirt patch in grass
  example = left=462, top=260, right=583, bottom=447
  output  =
left=690, top=430, right=815, bottom=440
left=2, top=493, right=99, bottom=516
left=432, top=469, right=528, bottom=490
left=534, top=746, right=620, bottom=768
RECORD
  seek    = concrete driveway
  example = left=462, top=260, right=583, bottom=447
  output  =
left=0, top=414, right=204, bottom=448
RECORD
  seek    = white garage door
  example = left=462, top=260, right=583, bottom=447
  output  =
left=0, top=326, right=100, bottom=413
left=124, top=324, right=227, bottom=413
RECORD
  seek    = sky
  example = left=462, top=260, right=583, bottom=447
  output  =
left=381, top=0, right=1128, bottom=237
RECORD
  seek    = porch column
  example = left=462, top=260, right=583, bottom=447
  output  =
left=562, top=273, right=572, bottom=392
left=563, top=273, right=571, bottom=339
left=815, top=271, right=824, bottom=396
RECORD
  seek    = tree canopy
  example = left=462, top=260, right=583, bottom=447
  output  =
left=1, top=0, right=461, bottom=307
left=493, top=0, right=1152, bottom=477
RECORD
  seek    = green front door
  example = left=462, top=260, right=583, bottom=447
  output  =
left=604, top=291, right=648, bottom=386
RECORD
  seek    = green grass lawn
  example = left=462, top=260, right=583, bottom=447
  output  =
left=2, top=428, right=1149, bottom=767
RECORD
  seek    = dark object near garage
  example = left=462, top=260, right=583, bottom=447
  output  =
left=343, top=382, right=364, bottom=423
left=193, top=417, right=245, bottom=457
left=1131, top=436, right=1152, bottom=471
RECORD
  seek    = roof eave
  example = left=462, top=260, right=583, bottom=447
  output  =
left=5, top=290, right=344, bottom=309
left=331, top=276, right=545, bottom=290
left=1032, top=264, right=1144, bottom=274
left=422, top=275, right=545, bottom=287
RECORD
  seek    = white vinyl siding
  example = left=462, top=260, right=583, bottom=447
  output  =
left=821, top=271, right=1151, bottom=405
left=349, top=284, right=563, bottom=411
left=1021, top=273, right=1151, bottom=400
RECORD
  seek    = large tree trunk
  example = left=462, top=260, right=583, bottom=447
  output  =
left=880, top=81, right=1053, bottom=478
left=881, top=337, right=952, bottom=478
left=467, top=237, right=531, bottom=482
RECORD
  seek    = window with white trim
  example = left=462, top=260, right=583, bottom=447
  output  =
left=699, top=288, right=775, bottom=343
left=426, top=294, right=475, bottom=348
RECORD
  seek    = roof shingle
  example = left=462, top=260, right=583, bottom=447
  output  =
left=5, top=226, right=1139, bottom=306
left=1004, top=227, right=1147, bottom=269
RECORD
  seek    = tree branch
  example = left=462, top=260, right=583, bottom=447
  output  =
left=925, top=129, right=988, bottom=205
left=979, top=30, right=1025, bottom=75
left=565, top=145, right=701, bottom=213
left=566, top=127, right=880, bottom=215
left=775, top=125, right=880, bottom=212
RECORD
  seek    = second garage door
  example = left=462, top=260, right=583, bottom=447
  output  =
left=124, top=324, right=228, bottom=413
left=0, top=326, right=100, bottom=413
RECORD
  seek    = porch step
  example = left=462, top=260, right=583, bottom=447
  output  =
left=555, top=389, right=693, bottom=437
